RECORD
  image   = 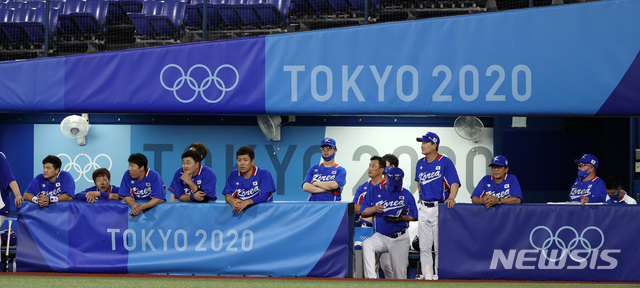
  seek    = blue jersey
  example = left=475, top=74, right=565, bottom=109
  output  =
left=359, top=183, right=418, bottom=236
left=353, top=178, right=386, bottom=226
left=25, top=171, right=76, bottom=198
left=471, top=174, right=523, bottom=200
left=304, top=163, right=347, bottom=201
left=118, top=168, right=166, bottom=200
left=168, top=164, right=217, bottom=201
left=0, top=153, right=16, bottom=213
left=570, top=176, right=606, bottom=203
left=74, top=185, right=120, bottom=200
left=414, top=154, right=460, bottom=201
left=223, top=166, right=275, bottom=204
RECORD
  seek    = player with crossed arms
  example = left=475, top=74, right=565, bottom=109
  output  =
left=360, top=167, right=418, bottom=279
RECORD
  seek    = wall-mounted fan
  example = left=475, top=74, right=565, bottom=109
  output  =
left=60, top=115, right=90, bottom=146
left=454, top=116, right=484, bottom=143
left=257, top=116, right=282, bottom=141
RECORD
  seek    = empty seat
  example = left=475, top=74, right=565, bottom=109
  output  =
left=146, top=0, right=187, bottom=39
left=127, top=0, right=161, bottom=38
left=70, top=0, right=109, bottom=37
left=58, top=0, right=85, bottom=38
left=198, top=0, right=225, bottom=29
left=252, top=0, right=290, bottom=28
left=215, top=0, right=244, bottom=28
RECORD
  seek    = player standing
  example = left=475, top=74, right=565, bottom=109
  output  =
left=223, top=146, right=276, bottom=212
left=414, top=132, right=460, bottom=280
left=360, top=167, right=418, bottom=279
left=570, top=153, right=606, bottom=205
left=0, top=152, right=22, bottom=226
left=303, top=137, right=346, bottom=201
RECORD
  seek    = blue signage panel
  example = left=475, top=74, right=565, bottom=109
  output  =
left=0, top=57, right=65, bottom=111
left=63, top=38, right=266, bottom=114
left=17, top=201, right=351, bottom=277
left=265, top=0, right=640, bottom=116
left=439, top=204, right=640, bottom=282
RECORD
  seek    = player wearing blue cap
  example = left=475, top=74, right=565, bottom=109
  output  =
left=471, top=155, right=522, bottom=208
left=223, top=146, right=276, bottom=212
left=0, top=152, right=22, bottom=226
left=169, top=150, right=217, bottom=202
left=361, top=167, right=418, bottom=279
left=605, top=175, right=637, bottom=205
left=24, top=155, right=75, bottom=208
left=74, top=168, right=121, bottom=203
left=570, top=153, right=606, bottom=205
left=303, top=137, right=347, bottom=201
left=414, top=132, right=460, bottom=280
left=119, top=153, right=166, bottom=216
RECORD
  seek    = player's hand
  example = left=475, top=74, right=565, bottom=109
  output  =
left=38, top=194, right=49, bottom=207
left=193, top=191, right=206, bottom=202
left=444, top=198, right=456, bottom=209
left=180, top=172, right=193, bottom=184
left=14, top=195, right=23, bottom=207
left=580, top=195, right=589, bottom=206
left=374, top=205, right=384, bottom=214
left=484, top=196, right=497, bottom=208
left=130, top=203, right=142, bottom=216
left=86, top=191, right=100, bottom=203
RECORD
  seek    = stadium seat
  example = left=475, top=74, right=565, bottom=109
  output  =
left=127, top=0, right=161, bottom=38
left=25, top=1, right=45, bottom=9
left=233, top=0, right=262, bottom=28
left=57, top=0, right=85, bottom=39
left=306, top=0, right=331, bottom=15
left=0, top=7, right=35, bottom=48
left=215, top=0, right=245, bottom=29
left=20, top=7, right=59, bottom=45
left=183, top=2, right=202, bottom=28
left=252, top=0, right=290, bottom=28
left=198, top=0, right=225, bottom=30
left=326, top=0, right=349, bottom=15
left=107, top=0, right=143, bottom=25
left=5, top=1, right=26, bottom=9
left=146, top=0, right=187, bottom=39
left=69, top=0, right=110, bottom=38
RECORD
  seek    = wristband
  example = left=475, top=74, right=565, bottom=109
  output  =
left=32, top=196, right=39, bottom=204
left=100, top=191, right=110, bottom=199
left=190, top=193, right=196, bottom=201
left=49, top=195, right=59, bottom=203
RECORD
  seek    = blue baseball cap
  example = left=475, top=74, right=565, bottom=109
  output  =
left=416, top=132, right=440, bottom=145
left=386, top=167, right=404, bottom=188
left=320, top=137, right=336, bottom=148
left=489, top=155, right=508, bottom=167
left=575, top=153, right=599, bottom=168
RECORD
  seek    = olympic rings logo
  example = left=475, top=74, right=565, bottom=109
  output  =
left=57, top=153, right=113, bottom=182
left=160, top=64, right=239, bottom=104
left=529, top=226, right=604, bottom=262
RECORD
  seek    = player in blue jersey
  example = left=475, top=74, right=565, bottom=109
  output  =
left=570, top=153, right=606, bottom=205
left=605, top=175, right=636, bottom=205
left=414, top=132, right=460, bottom=280
left=223, top=146, right=276, bottom=212
left=171, top=143, right=211, bottom=201
left=361, top=167, right=418, bottom=279
left=74, top=168, right=121, bottom=203
left=0, top=152, right=22, bottom=226
left=24, top=155, right=75, bottom=208
left=118, top=153, right=165, bottom=216
left=303, top=137, right=347, bottom=201
left=471, top=155, right=522, bottom=207
left=169, top=150, right=217, bottom=202
left=353, top=156, right=386, bottom=227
